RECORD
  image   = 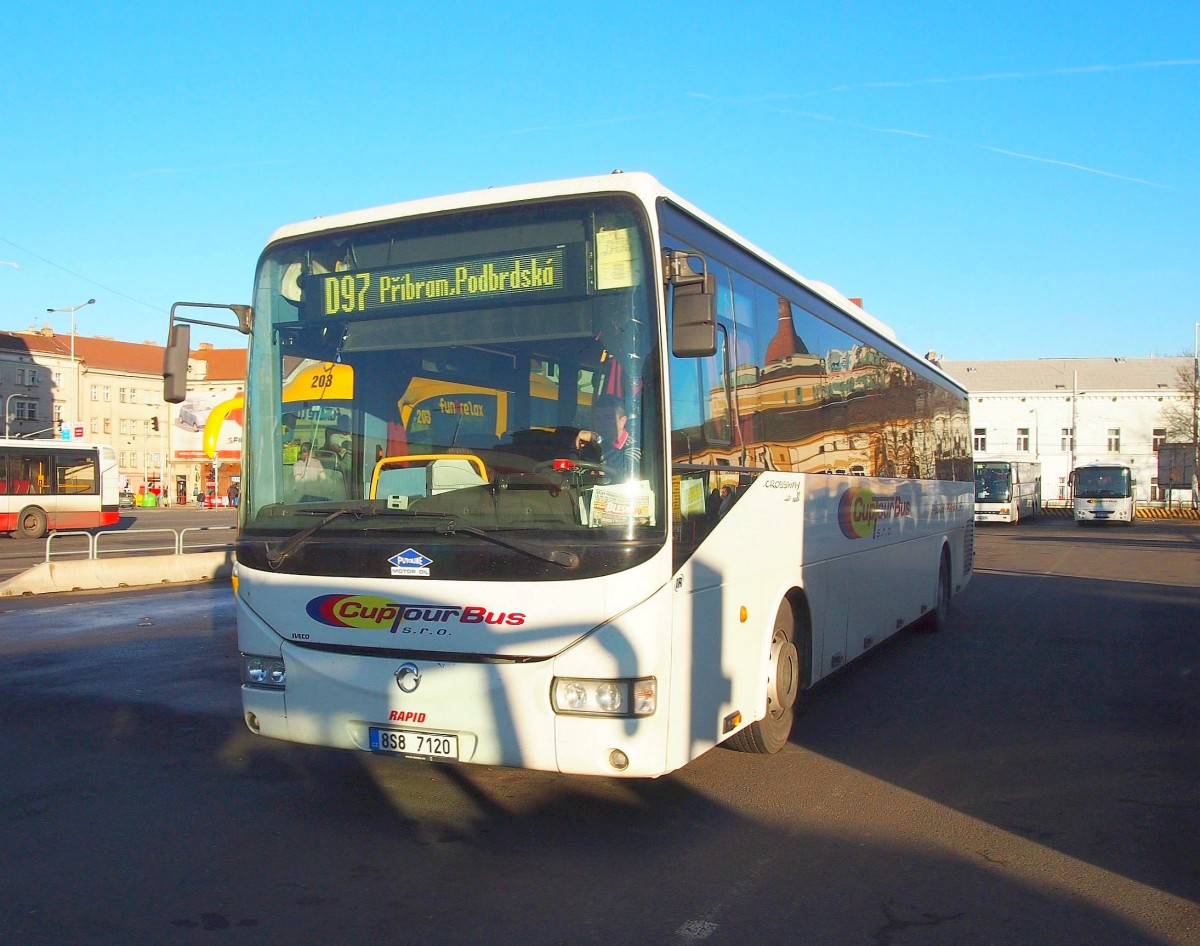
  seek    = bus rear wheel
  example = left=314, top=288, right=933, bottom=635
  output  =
left=727, top=600, right=800, bottom=755
left=17, top=506, right=48, bottom=540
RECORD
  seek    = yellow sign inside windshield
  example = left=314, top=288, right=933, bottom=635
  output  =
left=285, top=362, right=354, bottom=401
left=317, top=247, right=565, bottom=316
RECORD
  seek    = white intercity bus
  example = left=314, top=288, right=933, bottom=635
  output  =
left=1071, top=463, right=1137, bottom=525
left=973, top=460, right=1041, bottom=523
left=165, top=172, right=974, bottom=777
left=0, top=438, right=120, bottom=538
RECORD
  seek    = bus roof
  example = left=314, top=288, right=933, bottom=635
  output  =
left=0, top=438, right=112, bottom=452
left=263, top=171, right=964, bottom=394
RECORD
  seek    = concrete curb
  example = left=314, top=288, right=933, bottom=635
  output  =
left=1038, top=506, right=1200, bottom=520
left=0, top=551, right=234, bottom=597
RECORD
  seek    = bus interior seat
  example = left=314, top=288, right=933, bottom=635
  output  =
left=286, top=458, right=347, bottom=504
left=497, top=428, right=573, bottom=463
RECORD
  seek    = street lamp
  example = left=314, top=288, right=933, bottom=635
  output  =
left=4, top=392, right=20, bottom=439
left=46, top=298, right=96, bottom=423
left=1193, top=321, right=1198, bottom=509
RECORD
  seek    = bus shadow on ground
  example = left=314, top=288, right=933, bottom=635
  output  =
left=790, top=565, right=1200, bottom=911
left=0, top=680, right=1185, bottom=946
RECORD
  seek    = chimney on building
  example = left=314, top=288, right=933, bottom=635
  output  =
left=765, top=296, right=809, bottom=364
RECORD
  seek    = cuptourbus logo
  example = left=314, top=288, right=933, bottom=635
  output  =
left=838, top=487, right=912, bottom=540
left=305, top=595, right=526, bottom=633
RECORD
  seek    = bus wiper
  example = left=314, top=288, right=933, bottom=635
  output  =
left=266, top=507, right=362, bottom=568
left=435, top=520, right=580, bottom=570
left=265, top=506, right=578, bottom=570
left=265, top=504, right=432, bottom=567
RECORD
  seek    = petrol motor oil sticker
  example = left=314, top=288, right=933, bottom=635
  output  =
left=389, top=548, right=433, bottom=577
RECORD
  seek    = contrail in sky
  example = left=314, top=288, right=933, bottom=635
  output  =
left=765, top=106, right=1168, bottom=187
left=693, top=60, right=1196, bottom=188
left=748, top=59, right=1200, bottom=101
left=977, top=145, right=1164, bottom=186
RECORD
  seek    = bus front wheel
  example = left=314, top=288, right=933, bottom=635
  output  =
left=727, top=600, right=800, bottom=755
left=17, top=506, right=48, bottom=540
left=918, top=552, right=952, bottom=632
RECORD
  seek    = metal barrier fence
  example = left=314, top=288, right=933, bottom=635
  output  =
left=45, top=526, right=236, bottom=562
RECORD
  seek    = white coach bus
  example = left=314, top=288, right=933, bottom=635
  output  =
left=164, top=172, right=974, bottom=777
left=1071, top=463, right=1137, bottom=525
left=974, top=460, right=1041, bottom=523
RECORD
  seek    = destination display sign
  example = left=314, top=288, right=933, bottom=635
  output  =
left=302, top=246, right=567, bottom=319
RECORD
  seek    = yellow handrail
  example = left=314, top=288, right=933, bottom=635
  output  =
left=369, top=453, right=489, bottom=499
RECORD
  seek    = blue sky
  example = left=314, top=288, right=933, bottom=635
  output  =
left=2, top=1, right=1197, bottom=360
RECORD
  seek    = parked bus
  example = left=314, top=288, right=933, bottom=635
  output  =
left=164, top=172, right=974, bottom=777
left=1070, top=463, right=1136, bottom=524
left=973, top=460, right=1041, bottom=524
left=0, top=438, right=120, bottom=538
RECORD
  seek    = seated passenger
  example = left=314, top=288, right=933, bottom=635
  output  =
left=292, top=442, right=345, bottom=501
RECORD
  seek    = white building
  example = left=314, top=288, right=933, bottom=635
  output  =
left=940, top=357, right=1194, bottom=505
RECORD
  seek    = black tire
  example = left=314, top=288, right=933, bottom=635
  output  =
left=726, top=600, right=800, bottom=754
left=918, top=552, right=952, bottom=633
left=17, top=506, right=48, bottom=540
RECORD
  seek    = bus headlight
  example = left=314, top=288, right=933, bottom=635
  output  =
left=551, top=677, right=656, bottom=717
left=242, top=654, right=286, bottom=689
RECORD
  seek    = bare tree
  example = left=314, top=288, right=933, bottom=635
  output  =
left=1160, top=361, right=1199, bottom=444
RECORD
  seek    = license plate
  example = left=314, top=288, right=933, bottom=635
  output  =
left=369, top=727, right=459, bottom=761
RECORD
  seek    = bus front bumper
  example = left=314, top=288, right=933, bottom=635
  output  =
left=240, top=643, right=672, bottom=777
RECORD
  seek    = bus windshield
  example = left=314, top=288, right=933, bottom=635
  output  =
left=974, top=462, right=1012, bottom=502
left=240, top=195, right=665, bottom=580
left=1074, top=466, right=1132, bottom=499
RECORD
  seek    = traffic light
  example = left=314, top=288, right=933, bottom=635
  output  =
left=150, top=417, right=160, bottom=432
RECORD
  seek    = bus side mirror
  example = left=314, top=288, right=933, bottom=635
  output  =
left=669, top=258, right=717, bottom=358
left=163, top=323, right=191, bottom=404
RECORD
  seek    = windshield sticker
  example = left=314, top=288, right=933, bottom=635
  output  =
left=389, top=548, right=433, bottom=577
left=838, top=487, right=912, bottom=540
left=595, top=228, right=635, bottom=290
left=306, top=595, right=526, bottom=632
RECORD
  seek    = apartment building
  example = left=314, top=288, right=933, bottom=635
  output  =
left=0, top=327, right=246, bottom=504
